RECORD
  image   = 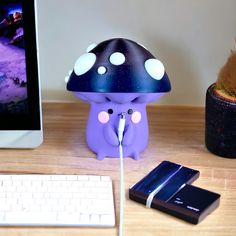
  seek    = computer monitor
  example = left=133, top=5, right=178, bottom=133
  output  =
left=0, top=0, right=43, bottom=148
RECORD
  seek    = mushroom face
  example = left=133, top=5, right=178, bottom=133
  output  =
left=66, top=38, right=171, bottom=95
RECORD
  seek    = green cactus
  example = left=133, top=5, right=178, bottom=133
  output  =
left=215, top=49, right=236, bottom=100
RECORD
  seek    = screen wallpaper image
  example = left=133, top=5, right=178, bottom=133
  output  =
left=0, top=3, right=28, bottom=114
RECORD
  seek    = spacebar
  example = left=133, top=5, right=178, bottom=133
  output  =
left=4, top=212, right=58, bottom=225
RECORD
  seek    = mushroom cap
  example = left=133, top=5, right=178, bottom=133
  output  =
left=67, top=38, right=171, bottom=93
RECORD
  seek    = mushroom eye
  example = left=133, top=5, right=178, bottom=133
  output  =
left=108, top=109, right=113, bottom=114
left=131, top=111, right=142, bottom=124
left=128, top=109, right=133, bottom=115
left=98, top=111, right=110, bottom=124
left=144, top=58, right=165, bottom=80
left=74, top=53, right=96, bottom=76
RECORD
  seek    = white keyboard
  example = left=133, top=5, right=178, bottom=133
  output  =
left=0, top=174, right=115, bottom=227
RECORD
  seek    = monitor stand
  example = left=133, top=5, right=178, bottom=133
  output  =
left=0, top=130, right=43, bottom=148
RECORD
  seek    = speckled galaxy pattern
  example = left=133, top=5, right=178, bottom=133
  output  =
left=0, top=3, right=28, bottom=114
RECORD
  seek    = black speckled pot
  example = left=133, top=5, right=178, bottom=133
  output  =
left=205, top=84, right=236, bottom=158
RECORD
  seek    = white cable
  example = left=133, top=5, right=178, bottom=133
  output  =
left=119, top=143, right=124, bottom=236
left=118, top=113, right=126, bottom=236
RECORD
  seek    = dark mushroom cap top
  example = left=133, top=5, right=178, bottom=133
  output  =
left=66, top=38, right=171, bottom=93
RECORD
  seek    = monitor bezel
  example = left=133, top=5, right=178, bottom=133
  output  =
left=0, top=0, right=41, bottom=131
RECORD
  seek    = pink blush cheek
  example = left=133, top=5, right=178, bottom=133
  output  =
left=98, top=111, right=109, bottom=124
left=131, top=111, right=142, bottom=124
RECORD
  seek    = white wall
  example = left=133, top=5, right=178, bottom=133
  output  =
left=36, top=0, right=236, bottom=106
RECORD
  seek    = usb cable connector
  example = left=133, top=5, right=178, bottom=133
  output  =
left=118, top=112, right=126, bottom=143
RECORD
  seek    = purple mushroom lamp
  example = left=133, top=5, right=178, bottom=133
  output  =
left=66, top=38, right=171, bottom=160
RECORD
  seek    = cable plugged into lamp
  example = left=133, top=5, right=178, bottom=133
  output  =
left=118, top=112, right=126, bottom=143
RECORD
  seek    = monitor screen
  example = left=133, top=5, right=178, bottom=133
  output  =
left=0, top=2, right=28, bottom=113
left=0, top=0, right=41, bottom=130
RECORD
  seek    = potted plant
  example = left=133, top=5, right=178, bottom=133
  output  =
left=205, top=45, right=236, bottom=158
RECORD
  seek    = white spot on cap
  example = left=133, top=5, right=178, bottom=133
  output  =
left=144, top=58, right=165, bottom=80
left=86, top=43, right=97, bottom=52
left=97, top=66, right=107, bottom=75
left=109, top=52, right=125, bottom=65
left=65, top=69, right=73, bottom=83
left=74, top=53, right=96, bottom=76
left=65, top=75, right=70, bottom=83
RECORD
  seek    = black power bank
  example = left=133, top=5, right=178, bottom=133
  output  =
left=129, top=161, right=220, bottom=224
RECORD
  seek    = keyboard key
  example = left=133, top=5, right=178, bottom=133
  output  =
left=101, top=214, right=115, bottom=226
left=89, top=175, right=101, bottom=181
left=90, top=214, right=100, bottom=224
left=80, top=214, right=90, bottom=224
left=4, top=212, right=58, bottom=224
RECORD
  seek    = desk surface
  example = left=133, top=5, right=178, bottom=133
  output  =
left=0, top=102, right=235, bottom=236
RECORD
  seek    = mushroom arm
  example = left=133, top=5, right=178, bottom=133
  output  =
left=103, top=124, right=119, bottom=146
left=122, top=124, right=135, bottom=146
